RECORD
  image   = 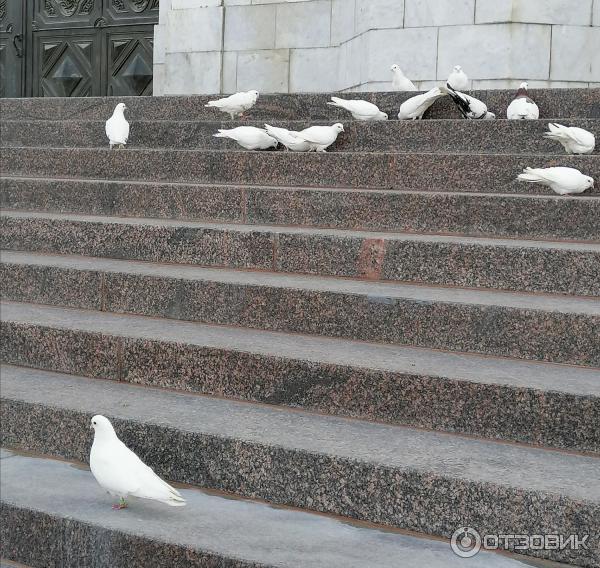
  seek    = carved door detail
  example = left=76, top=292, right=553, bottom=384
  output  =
left=0, top=0, right=25, bottom=97
left=0, top=0, right=158, bottom=97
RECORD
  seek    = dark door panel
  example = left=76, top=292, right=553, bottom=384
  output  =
left=33, top=30, right=100, bottom=97
left=0, top=0, right=25, bottom=97
left=106, top=26, right=154, bottom=96
left=2, top=0, right=158, bottom=97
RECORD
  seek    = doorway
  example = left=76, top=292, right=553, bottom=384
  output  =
left=0, top=0, right=158, bottom=98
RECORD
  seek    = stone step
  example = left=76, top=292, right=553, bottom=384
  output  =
left=1, top=449, right=552, bottom=568
left=3, top=176, right=599, bottom=241
left=1, top=89, right=598, bottom=121
left=2, top=211, right=599, bottom=296
left=2, top=301, right=598, bottom=451
left=2, top=147, right=599, bottom=194
left=3, top=253, right=600, bottom=367
left=2, top=119, right=599, bottom=155
left=2, top=365, right=598, bottom=566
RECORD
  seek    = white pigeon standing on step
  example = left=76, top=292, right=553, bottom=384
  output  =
left=517, top=167, right=594, bottom=195
left=205, top=90, right=259, bottom=120
left=507, top=82, right=539, bottom=120
left=213, top=126, right=278, bottom=150
left=390, top=64, right=417, bottom=91
left=397, top=87, right=447, bottom=120
left=447, top=65, right=469, bottom=91
left=327, top=97, right=388, bottom=121
left=295, top=123, right=345, bottom=152
left=544, top=123, right=595, bottom=155
left=441, top=84, right=495, bottom=120
left=105, top=103, right=129, bottom=149
left=264, top=124, right=312, bottom=152
left=90, top=415, right=186, bottom=509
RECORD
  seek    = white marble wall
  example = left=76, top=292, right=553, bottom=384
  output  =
left=154, top=0, right=600, bottom=95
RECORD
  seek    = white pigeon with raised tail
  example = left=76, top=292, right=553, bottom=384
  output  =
left=296, top=123, right=345, bottom=152
left=544, top=123, right=595, bottom=155
left=90, top=415, right=186, bottom=509
left=264, top=124, right=312, bottom=152
left=441, top=85, right=495, bottom=120
left=517, top=167, right=594, bottom=195
left=105, top=103, right=129, bottom=149
left=507, top=82, right=539, bottom=120
left=213, top=126, right=278, bottom=150
left=327, top=97, right=388, bottom=121
left=205, top=90, right=259, bottom=120
left=398, top=88, right=446, bottom=120
left=447, top=65, right=469, bottom=91
left=390, top=64, right=417, bottom=91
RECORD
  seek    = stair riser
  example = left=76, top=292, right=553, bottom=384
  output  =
left=2, top=89, right=598, bottom=120
left=1, top=506, right=251, bottom=568
left=3, top=263, right=599, bottom=366
left=2, top=400, right=597, bottom=567
left=2, top=147, right=599, bottom=194
left=3, top=178, right=599, bottom=240
left=2, top=216, right=599, bottom=296
left=2, top=119, right=599, bottom=155
left=2, top=321, right=598, bottom=452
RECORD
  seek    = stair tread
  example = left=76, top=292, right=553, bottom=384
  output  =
left=3, top=174, right=599, bottom=200
left=1, top=449, right=536, bottom=568
left=2, top=365, right=599, bottom=502
left=3, top=301, right=599, bottom=396
left=4, top=210, right=599, bottom=251
left=4, top=250, right=600, bottom=315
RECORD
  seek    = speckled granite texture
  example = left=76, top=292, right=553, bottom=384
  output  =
left=2, top=177, right=599, bottom=241
left=2, top=262, right=599, bottom=366
left=2, top=213, right=599, bottom=296
left=2, top=319, right=599, bottom=452
left=2, top=147, right=599, bottom=194
left=1, top=89, right=599, bottom=120
left=1, top=451, right=549, bottom=568
left=1, top=368, right=599, bottom=567
left=2, top=118, right=600, bottom=155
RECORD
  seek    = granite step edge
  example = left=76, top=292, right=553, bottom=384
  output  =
left=0, top=449, right=562, bottom=568
left=2, top=301, right=599, bottom=452
left=2, top=366, right=599, bottom=566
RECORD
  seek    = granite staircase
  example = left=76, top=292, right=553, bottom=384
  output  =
left=1, top=90, right=599, bottom=568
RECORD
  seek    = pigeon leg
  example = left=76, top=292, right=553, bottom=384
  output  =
left=112, top=497, right=128, bottom=510
left=119, top=144, right=125, bottom=149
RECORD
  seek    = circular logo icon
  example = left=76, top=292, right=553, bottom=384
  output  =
left=450, top=527, right=482, bottom=558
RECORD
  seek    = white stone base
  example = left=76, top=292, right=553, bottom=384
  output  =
left=154, top=0, right=600, bottom=95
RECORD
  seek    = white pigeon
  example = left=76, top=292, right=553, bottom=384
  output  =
left=544, top=123, right=595, bottom=155
left=264, top=124, right=312, bottom=152
left=517, top=167, right=594, bottom=195
left=295, top=123, right=345, bottom=152
left=390, top=64, right=417, bottom=91
left=90, top=415, right=186, bottom=509
left=213, top=126, right=278, bottom=150
left=105, top=103, right=129, bottom=149
left=441, top=85, right=495, bottom=120
left=205, top=90, right=259, bottom=120
left=327, top=97, right=388, bottom=121
left=447, top=65, right=469, bottom=91
left=507, top=82, right=539, bottom=120
left=397, top=88, right=447, bottom=120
